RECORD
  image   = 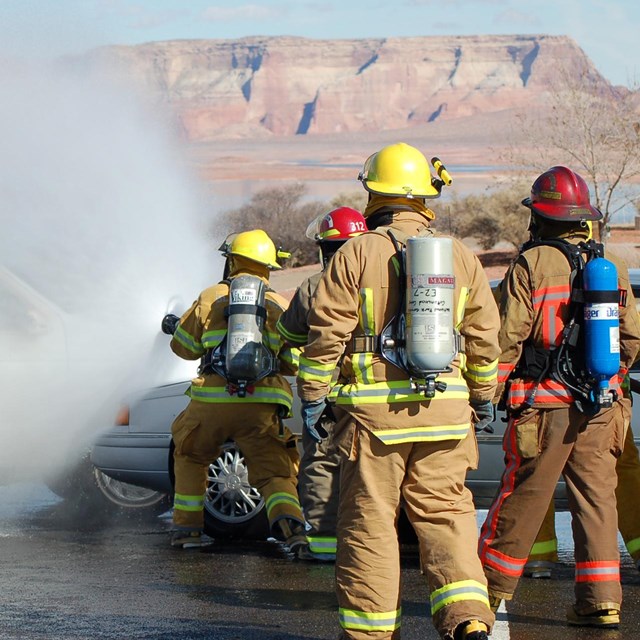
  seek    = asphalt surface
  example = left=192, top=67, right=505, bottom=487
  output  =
left=1, top=484, right=640, bottom=640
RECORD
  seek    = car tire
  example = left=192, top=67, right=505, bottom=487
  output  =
left=46, top=451, right=171, bottom=515
left=92, top=467, right=171, bottom=513
left=202, top=441, right=270, bottom=540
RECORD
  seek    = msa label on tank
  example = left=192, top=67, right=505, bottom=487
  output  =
left=406, top=273, right=454, bottom=342
left=410, top=274, right=455, bottom=288
left=231, top=288, right=257, bottom=304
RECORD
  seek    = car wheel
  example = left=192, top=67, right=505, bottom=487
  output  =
left=92, top=467, right=170, bottom=512
left=46, top=451, right=171, bottom=515
left=203, top=441, right=270, bottom=540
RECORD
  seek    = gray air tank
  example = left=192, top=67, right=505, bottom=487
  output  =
left=405, top=236, right=457, bottom=373
left=225, top=275, right=275, bottom=391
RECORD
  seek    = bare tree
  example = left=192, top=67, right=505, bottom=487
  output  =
left=220, top=183, right=327, bottom=267
left=329, top=190, right=368, bottom=213
left=442, top=179, right=531, bottom=250
left=502, top=62, right=640, bottom=241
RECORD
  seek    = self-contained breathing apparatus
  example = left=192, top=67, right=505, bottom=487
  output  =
left=200, top=275, right=278, bottom=397
left=510, top=238, right=620, bottom=416
left=377, top=231, right=462, bottom=398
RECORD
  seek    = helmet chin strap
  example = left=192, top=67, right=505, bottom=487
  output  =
left=528, top=213, right=541, bottom=240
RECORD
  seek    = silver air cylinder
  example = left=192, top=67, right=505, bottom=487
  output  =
left=405, top=236, right=457, bottom=373
left=226, top=275, right=268, bottom=383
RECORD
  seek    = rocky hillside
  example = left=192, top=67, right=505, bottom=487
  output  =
left=83, top=34, right=604, bottom=141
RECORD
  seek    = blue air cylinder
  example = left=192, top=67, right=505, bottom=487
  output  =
left=583, top=256, right=620, bottom=404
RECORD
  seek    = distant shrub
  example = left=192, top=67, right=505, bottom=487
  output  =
left=436, top=180, right=532, bottom=250
left=219, top=183, right=324, bottom=267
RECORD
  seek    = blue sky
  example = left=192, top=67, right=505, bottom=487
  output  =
left=2, top=0, right=639, bottom=86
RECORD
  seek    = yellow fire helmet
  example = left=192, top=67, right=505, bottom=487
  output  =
left=224, top=229, right=284, bottom=270
left=358, top=142, right=451, bottom=199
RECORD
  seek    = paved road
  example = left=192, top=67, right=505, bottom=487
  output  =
left=1, top=483, right=639, bottom=639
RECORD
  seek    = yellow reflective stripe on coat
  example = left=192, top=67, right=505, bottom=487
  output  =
left=276, top=318, right=308, bottom=345
left=430, top=580, right=489, bottom=615
left=173, top=325, right=205, bottom=356
left=264, top=330, right=284, bottom=352
left=329, top=379, right=469, bottom=405
left=456, top=287, right=469, bottom=328
left=299, top=356, right=335, bottom=383
left=173, top=493, right=204, bottom=512
left=189, top=385, right=292, bottom=409
left=358, top=288, right=375, bottom=334
left=373, top=423, right=470, bottom=444
left=391, top=255, right=401, bottom=277
left=465, top=358, right=499, bottom=383
left=266, top=492, right=301, bottom=517
left=201, top=328, right=226, bottom=350
left=352, top=352, right=375, bottom=384
left=339, top=607, right=401, bottom=632
left=280, top=346, right=300, bottom=370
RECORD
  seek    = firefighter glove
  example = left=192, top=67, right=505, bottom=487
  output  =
left=301, top=398, right=329, bottom=442
left=161, top=313, right=180, bottom=335
left=471, top=399, right=495, bottom=434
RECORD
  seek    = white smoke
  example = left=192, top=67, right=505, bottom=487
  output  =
left=0, top=56, right=220, bottom=481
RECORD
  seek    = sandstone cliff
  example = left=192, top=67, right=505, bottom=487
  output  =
left=83, top=34, right=603, bottom=141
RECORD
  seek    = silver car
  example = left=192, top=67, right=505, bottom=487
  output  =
left=91, top=269, right=640, bottom=536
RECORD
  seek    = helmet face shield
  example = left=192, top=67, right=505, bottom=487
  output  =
left=306, top=207, right=367, bottom=242
left=305, top=215, right=322, bottom=241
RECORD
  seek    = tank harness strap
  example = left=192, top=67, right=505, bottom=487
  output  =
left=351, top=333, right=465, bottom=354
left=348, top=226, right=464, bottom=357
left=224, top=304, right=267, bottom=319
left=352, top=335, right=380, bottom=352
left=348, top=228, right=408, bottom=355
left=507, top=237, right=610, bottom=415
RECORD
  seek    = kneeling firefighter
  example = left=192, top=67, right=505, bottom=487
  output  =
left=478, top=166, right=640, bottom=627
left=276, top=206, right=367, bottom=561
left=296, top=142, right=501, bottom=640
left=162, top=229, right=306, bottom=552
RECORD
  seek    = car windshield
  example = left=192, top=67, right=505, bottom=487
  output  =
left=3, top=263, right=88, bottom=314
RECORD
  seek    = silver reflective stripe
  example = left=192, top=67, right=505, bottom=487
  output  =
left=485, top=550, right=524, bottom=573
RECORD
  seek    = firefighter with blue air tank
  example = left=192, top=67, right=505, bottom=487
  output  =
left=521, top=221, right=640, bottom=580
left=161, top=229, right=307, bottom=553
left=297, top=142, right=501, bottom=640
left=479, top=166, right=640, bottom=628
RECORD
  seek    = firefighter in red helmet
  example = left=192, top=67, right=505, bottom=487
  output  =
left=479, top=166, right=640, bottom=627
left=277, top=206, right=366, bottom=561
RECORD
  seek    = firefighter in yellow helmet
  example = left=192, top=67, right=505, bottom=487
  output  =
left=296, top=142, right=500, bottom=639
left=479, top=167, right=640, bottom=628
left=161, top=229, right=306, bottom=553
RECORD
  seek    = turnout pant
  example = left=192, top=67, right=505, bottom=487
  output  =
left=171, top=401, right=303, bottom=532
left=335, top=419, right=494, bottom=640
left=528, top=426, right=640, bottom=568
left=479, top=401, right=629, bottom=613
left=298, top=416, right=341, bottom=560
